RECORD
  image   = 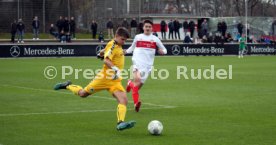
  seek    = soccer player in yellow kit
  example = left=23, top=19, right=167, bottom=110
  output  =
left=54, top=27, right=136, bottom=131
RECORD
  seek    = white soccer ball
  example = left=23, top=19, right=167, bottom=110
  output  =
left=148, top=120, right=163, bottom=135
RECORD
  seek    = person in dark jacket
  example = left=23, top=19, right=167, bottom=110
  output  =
left=17, top=18, right=25, bottom=43
left=221, top=20, right=227, bottom=37
left=189, top=20, right=195, bottom=38
left=183, top=32, right=193, bottom=43
left=10, top=20, right=17, bottom=43
left=237, top=21, right=244, bottom=36
left=168, top=20, right=174, bottom=39
left=91, top=20, right=98, bottom=39
left=160, top=20, right=167, bottom=40
left=173, top=19, right=181, bottom=40
left=217, top=20, right=222, bottom=34
left=70, top=17, right=76, bottom=39
left=63, top=17, right=70, bottom=33
left=32, top=16, right=40, bottom=40
left=138, top=21, right=144, bottom=34
left=49, top=24, right=59, bottom=39
left=183, top=19, right=189, bottom=36
left=106, top=18, right=114, bottom=39
left=98, top=31, right=104, bottom=42
left=130, top=18, right=138, bottom=38
left=122, top=18, right=129, bottom=30
left=56, top=16, right=64, bottom=34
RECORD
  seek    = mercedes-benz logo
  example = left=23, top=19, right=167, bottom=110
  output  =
left=96, top=45, right=105, bottom=54
left=10, top=46, right=20, bottom=57
left=171, top=45, right=181, bottom=55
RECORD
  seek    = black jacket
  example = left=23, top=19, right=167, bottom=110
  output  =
left=189, top=21, right=195, bottom=30
left=168, top=21, right=174, bottom=31
left=32, top=20, right=40, bottom=29
left=131, top=20, right=138, bottom=28
left=183, top=21, right=189, bottom=29
left=70, top=20, right=76, bottom=32
left=17, top=22, right=25, bottom=31
left=221, top=21, right=227, bottom=32
left=122, top=20, right=129, bottom=29
left=56, top=19, right=64, bottom=30
left=173, top=20, right=180, bottom=31
left=11, top=22, right=17, bottom=33
left=63, top=20, right=70, bottom=32
left=91, top=23, right=98, bottom=31
left=160, top=21, right=167, bottom=32
left=106, top=21, right=113, bottom=29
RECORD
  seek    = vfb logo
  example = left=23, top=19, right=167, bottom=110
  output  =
left=10, top=46, right=20, bottom=57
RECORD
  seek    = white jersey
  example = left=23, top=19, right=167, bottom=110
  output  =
left=126, top=33, right=167, bottom=66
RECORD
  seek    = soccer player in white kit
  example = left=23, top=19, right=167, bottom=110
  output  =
left=125, top=20, right=167, bottom=112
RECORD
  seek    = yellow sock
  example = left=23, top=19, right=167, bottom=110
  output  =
left=117, top=104, right=127, bottom=123
left=66, top=85, right=83, bottom=95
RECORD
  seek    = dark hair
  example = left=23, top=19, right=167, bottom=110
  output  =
left=144, top=19, right=153, bottom=26
left=116, top=27, right=130, bottom=38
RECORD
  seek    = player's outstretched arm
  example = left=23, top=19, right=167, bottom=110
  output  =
left=125, top=36, right=137, bottom=54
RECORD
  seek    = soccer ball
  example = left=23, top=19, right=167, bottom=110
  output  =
left=147, top=120, right=163, bottom=135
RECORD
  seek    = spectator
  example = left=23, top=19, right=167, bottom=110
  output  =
left=217, top=20, right=222, bottom=34
left=189, top=20, right=195, bottom=38
left=221, top=20, right=227, bottom=37
left=138, top=21, right=144, bottom=34
left=201, top=19, right=208, bottom=37
left=10, top=20, right=17, bottom=43
left=106, top=18, right=114, bottom=39
left=160, top=20, right=167, bottom=40
left=272, top=19, right=276, bottom=36
left=173, top=19, right=180, bottom=39
left=237, top=21, right=244, bottom=36
left=56, top=16, right=64, bottom=33
left=246, top=23, right=250, bottom=36
left=98, top=31, right=104, bottom=42
left=214, top=32, right=224, bottom=45
left=183, top=19, right=189, bottom=36
left=225, top=33, right=233, bottom=43
left=202, top=35, right=208, bottom=43
left=70, top=17, right=76, bottom=39
left=60, top=30, right=66, bottom=43
left=32, top=16, right=40, bottom=40
left=91, top=20, right=98, bottom=39
left=122, top=18, right=129, bottom=30
left=207, top=33, right=214, bottom=43
left=130, top=18, right=137, bottom=38
left=63, top=17, right=70, bottom=34
left=63, top=17, right=70, bottom=42
left=49, top=24, right=59, bottom=39
left=183, top=32, right=193, bottom=43
left=168, top=20, right=174, bottom=39
left=17, top=18, right=25, bottom=43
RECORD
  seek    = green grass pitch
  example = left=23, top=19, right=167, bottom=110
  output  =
left=0, top=56, right=275, bottom=145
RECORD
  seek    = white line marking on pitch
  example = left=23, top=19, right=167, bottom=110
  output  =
left=0, top=84, right=176, bottom=109
left=0, top=107, right=173, bottom=117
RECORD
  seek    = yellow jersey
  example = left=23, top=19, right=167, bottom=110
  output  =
left=95, top=40, right=124, bottom=81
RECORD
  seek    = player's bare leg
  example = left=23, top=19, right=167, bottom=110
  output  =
left=113, top=91, right=136, bottom=131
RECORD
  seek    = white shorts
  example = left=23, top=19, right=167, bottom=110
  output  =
left=131, top=63, right=152, bottom=83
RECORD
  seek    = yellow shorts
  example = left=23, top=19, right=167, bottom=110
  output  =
left=84, top=78, right=125, bottom=95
